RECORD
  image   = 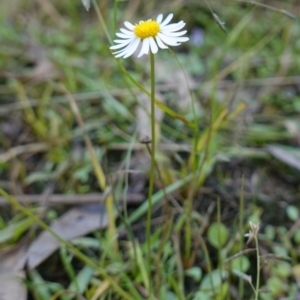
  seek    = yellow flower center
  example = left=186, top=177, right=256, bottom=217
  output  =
left=134, top=20, right=160, bottom=39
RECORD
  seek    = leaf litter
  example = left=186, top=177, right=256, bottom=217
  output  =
left=23, top=204, right=110, bottom=270
left=0, top=243, right=28, bottom=300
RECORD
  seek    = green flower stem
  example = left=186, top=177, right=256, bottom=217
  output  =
left=146, top=52, right=156, bottom=298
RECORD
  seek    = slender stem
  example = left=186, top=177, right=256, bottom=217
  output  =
left=146, top=52, right=155, bottom=298
left=239, top=175, right=245, bottom=298
left=199, top=236, right=215, bottom=295
left=92, top=0, right=112, bottom=45
left=217, top=197, right=223, bottom=290
left=113, top=0, right=119, bottom=36
left=255, top=235, right=260, bottom=300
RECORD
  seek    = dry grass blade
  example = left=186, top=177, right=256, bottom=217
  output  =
left=0, top=143, right=48, bottom=162
left=90, top=280, right=110, bottom=300
left=0, top=193, right=144, bottom=206
left=260, top=254, right=292, bottom=262
left=223, top=248, right=256, bottom=264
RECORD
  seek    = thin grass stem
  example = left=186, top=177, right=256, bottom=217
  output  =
left=92, top=0, right=112, bottom=45
left=254, top=235, right=260, bottom=300
left=113, top=0, right=119, bottom=35
left=217, top=197, right=223, bottom=291
left=239, top=175, right=245, bottom=298
left=199, top=235, right=216, bottom=295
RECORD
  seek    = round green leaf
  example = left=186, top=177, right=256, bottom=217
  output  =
left=200, top=270, right=228, bottom=291
left=185, top=267, right=202, bottom=282
left=267, top=277, right=288, bottom=296
left=286, top=205, right=299, bottom=222
left=264, top=225, right=275, bottom=240
left=193, top=291, right=211, bottom=300
left=230, top=255, right=250, bottom=273
left=208, top=222, right=229, bottom=248
left=274, top=262, right=292, bottom=278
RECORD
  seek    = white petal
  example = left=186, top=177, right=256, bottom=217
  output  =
left=114, top=44, right=133, bottom=58
left=161, top=22, right=185, bottom=32
left=159, top=34, right=188, bottom=44
left=116, top=32, right=134, bottom=39
left=113, top=48, right=127, bottom=55
left=157, top=33, right=181, bottom=46
left=113, top=38, right=139, bottom=57
left=123, top=38, right=140, bottom=58
left=113, top=47, right=128, bottom=57
left=161, top=14, right=173, bottom=26
left=155, top=35, right=168, bottom=49
left=166, top=20, right=184, bottom=26
left=161, top=30, right=187, bottom=37
left=156, top=14, right=163, bottom=23
left=110, top=39, right=133, bottom=50
left=113, top=47, right=131, bottom=57
left=124, top=21, right=135, bottom=30
left=149, top=37, right=158, bottom=54
left=120, top=28, right=134, bottom=35
left=113, top=38, right=134, bottom=43
left=114, top=50, right=129, bottom=58
left=138, top=38, right=150, bottom=57
left=172, top=36, right=189, bottom=42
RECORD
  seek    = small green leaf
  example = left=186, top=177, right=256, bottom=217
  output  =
left=264, top=225, right=275, bottom=240
left=193, top=291, right=211, bottom=300
left=165, top=291, right=178, bottom=300
left=267, top=277, right=288, bottom=296
left=218, top=282, right=229, bottom=298
left=185, top=267, right=202, bottom=282
left=68, top=265, right=94, bottom=293
left=230, top=256, right=250, bottom=273
left=28, top=270, right=52, bottom=300
left=286, top=205, right=299, bottom=222
left=274, top=262, right=292, bottom=278
left=273, top=245, right=288, bottom=257
left=208, top=222, right=229, bottom=248
left=0, top=218, right=32, bottom=244
left=200, top=269, right=228, bottom=292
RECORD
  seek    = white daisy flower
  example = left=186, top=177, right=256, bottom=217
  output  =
left=110, top=14, right=189, bottom=58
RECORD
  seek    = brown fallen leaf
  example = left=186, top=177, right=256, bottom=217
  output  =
left=0, top=243, right=28, bottom=300
left=24, top=204, right=109, bottom=270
